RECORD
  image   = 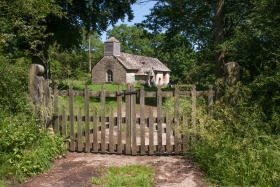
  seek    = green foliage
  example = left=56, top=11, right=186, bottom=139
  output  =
left=189, top=83, right=280, bottom=186
left=0, top=56, right=29, bottom=113
left=92, top=165, right=154, bottom=187
left=0, top=54, right=66, bottom=183
left=107, top=24, right=154, bottom=56
left=0, top=111, right=66, bottom=182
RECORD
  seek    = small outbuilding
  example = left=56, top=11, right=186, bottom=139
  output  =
left=91, top=37, right=171, bottom=87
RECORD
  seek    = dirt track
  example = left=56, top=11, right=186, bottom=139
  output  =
left=16, top=152, right=206, bottom=187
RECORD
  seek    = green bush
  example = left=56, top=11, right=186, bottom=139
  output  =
left=0, top=57, right=29, bottom=113
left=0, top=111, right=66, bottom=182
left=189, top=83, right=280, bottom=186
left=0, top=55, right=66, bottom=183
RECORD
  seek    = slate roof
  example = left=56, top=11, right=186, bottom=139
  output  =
left=115, top=52, right=171, bottom=72
left=104, top=37, right=120, bottom=43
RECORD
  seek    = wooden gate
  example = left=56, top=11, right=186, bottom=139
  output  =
left=52, top=84, right=214, bottom=155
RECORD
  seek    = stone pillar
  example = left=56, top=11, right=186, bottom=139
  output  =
left=224, top=62, right=240, bottom=106
left=28, top=64, right=52, bottom=128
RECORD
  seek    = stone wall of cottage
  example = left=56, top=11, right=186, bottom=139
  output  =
left=92, top=56, right=127, bottom=84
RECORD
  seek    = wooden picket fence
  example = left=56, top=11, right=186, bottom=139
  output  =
left=52, top=84, right=214, bottom=155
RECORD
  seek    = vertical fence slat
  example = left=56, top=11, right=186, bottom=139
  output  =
left=62, top=105, right=68, bottom=148
left=92, top=107, right=98, bottom=153
left=131, top=85, right=137, bottom=156
left=125, top=84, right=131, bottom=155
left=140, top=86, right=145, bottom=155
left=117, top=85, right=122, bottom=154
left=174, top=85, right=180, bottom=154
left=183, top=107, right=189, bottom=153
left=69, top=85, right=75, bottom=152
left=149, top=107, right=154, bottom=155
left=191, top=85, right=197, bottom=141
left=54, top=85, right=59, bottom=134
left=166, top=108, right=171, bottom=154
left=157, top=86, right=163, bottom=154
left=77, top=106, right=83, bottom=152
left=84, top=85, right=90, bottom=152
left=100, top=85, right=106, bottom=153
left=109, top=107, right=114, bottom=153
left=62, top=105, right=66, bottom=136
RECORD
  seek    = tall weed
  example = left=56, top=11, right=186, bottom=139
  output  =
left=189, top=83, right=280, bottom=186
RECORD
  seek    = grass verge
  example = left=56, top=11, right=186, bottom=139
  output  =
left=91, top=165, right=154, bottom=187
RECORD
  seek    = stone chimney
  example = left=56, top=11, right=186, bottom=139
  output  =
left=104, top=37, right=120, bottom=56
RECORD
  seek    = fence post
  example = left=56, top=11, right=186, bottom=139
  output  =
left=208, top=85, right=214, bottom=117
left=157, top=86, right=163, bottom=155
left=191, top=85, right=197, bottom=141
left=166, top=108, right=171, bottom=154
left=77, top=106, right=83, bottom=152
left=174, top=85, right=180, bottom=154
left=69, top=85, right=75, bottom=152
left=109, top=106, right=114, bottom=153
left=183, top=107, right=189, bottom=153
left=117, top=85, right=122, bottom=154
left=100, top=85, right=106, bottom=153
left=53, top=85, right=59, bottom=134
left=125, top=84, right=131, bottom=155
left=62, top=105, right=66, bottom=137
left=131, top=84, right=137, bottom=155
left=84, top=85, right=90, bottom=152
left=149, top=107, right=154, bottom=155
left=92, top=107, right=98, bottom=153
left=140, top=86, right=146, bottom=155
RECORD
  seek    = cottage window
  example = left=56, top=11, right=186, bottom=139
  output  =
left=107, top=70, right=113, bottom=82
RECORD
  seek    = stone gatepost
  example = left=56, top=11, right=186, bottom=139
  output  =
left=28, top=64, right=52, bottom=128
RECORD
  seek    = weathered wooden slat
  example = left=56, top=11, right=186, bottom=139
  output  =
left=54, top=85, right=59, bottom=133
left=145, top=92, right=157, bottom=97
left=183, top=107, right=189, bottom=154
left=125, top=84, right=131, bottom=155
left=77, top=106, right=83, bottom=152
left=117, top=85, right=122, bottom=154
left=92, top=107, right=98, bottom=153
left=105, top=91, right=118, bottom=97
left=131, top=85, right=137, bottom=156
left=109, top=107, right=114, bottom=153
left=88, top=91, right=100, bottom=97
left=100, top=85, right=106, bottom=153
left=74, top=91, right=84, bottom=96
left=140, top=86, right=146, bottom=155
left=62, top=105, right=67, bottom=136
left=166, top=108, right=171, bottom=154
left=174, top=85, right=180, bottom=154
left=69, top=86, right=75, bottom=152
left=149, top=107, right=154, bottom=155
left=162, top=91, right=174, bottom=97
left=59, top=90, right=69, bottom=96
left=179, top=91, right=191, bottom=97
left=84, top=86, right=90, bottom=152
left=191, top=85, right=197, bottom=141
left=157, top=86, right=163, bottom=155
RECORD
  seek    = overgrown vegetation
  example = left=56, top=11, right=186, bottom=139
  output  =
left=174, top=83, right=280, bottom=186
left=0, top=57, right=66, bottom=184
left=91, top=165, right=154, bottom=187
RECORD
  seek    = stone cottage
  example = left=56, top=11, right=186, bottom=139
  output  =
left=91, top=37, right=171, bottom=87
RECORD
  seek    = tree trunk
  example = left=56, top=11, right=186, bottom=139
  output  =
left=214, top=0, right=225, bottom=80
left=212, top=0, right=225, bottom=99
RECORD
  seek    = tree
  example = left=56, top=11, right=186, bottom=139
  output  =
left=1, top=0, right=136, bottom=78
left=138, top=0, right=251, bottom=81
left=106, top=24, right=154, bottom=56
